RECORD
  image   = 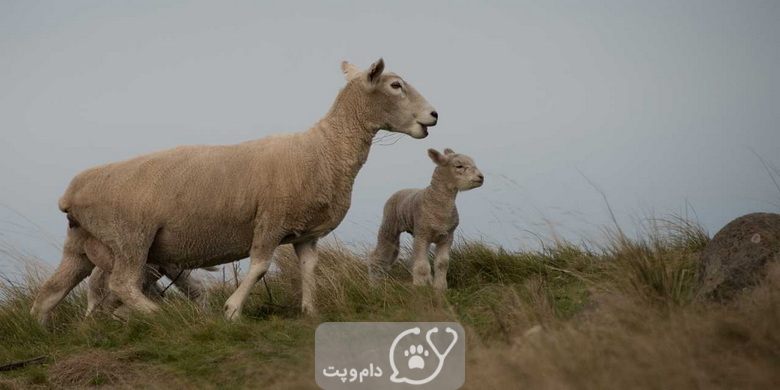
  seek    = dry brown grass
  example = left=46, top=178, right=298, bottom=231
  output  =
left=463, top=264, right=780, bottom=390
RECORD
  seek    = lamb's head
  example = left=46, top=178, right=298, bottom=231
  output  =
left=341, top=58, right=437, bottom=139
left=428, top=148, right=484, bottom=191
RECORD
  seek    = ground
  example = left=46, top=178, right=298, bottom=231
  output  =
left=1, top=219, right=779, bottom=389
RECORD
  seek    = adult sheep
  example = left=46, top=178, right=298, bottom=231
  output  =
left=30, top=58, right=438, bottom=323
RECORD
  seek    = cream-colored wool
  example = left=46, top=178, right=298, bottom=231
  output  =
left=30, top=58, right=438, bottom=324
left=367, top=149, right=483, bottom=290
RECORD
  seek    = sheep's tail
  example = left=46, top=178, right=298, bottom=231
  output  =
left=58, top=194, right=80, bottom=228
left=58, top=194, right=71, bottom=214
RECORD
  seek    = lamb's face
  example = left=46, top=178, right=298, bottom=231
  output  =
left=342, top=59, right=438, bottom=139
left=428, top=148, right=485, bottom=191
left=447, top=153, right=484, bottom=191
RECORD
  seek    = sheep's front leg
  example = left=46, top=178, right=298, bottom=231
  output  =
left=294, top=239, right=319, bottom=315
left=433, top=236, right=453, bottom=291
left=411, top=236, right=432, bottom=286
left=223, top=243, right=276, bottom=321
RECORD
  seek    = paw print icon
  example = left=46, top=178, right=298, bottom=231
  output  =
left=389, top=327, right=458, bottom=385
left=404, top=345, right=429, bottom=369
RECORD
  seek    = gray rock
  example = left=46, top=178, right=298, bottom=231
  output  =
left=697, top=213, right=780, bottom=300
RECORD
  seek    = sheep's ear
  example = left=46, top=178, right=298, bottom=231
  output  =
left=428, top=148, right=449, bottom=166
left=341, top=61, right=362, bottom=82
left=366, top=58, right=385, bottom=85
left=443, top=148, right=455, bottom=155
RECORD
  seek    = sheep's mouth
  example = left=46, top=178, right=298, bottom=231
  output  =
left=411, top=123, right=429, bottom=139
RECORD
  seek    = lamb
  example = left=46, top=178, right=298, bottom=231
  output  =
left=30, top=58, right=438, bottom=324
left=367, top=148, right=483, bottom=290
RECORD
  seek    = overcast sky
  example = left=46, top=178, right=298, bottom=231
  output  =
left=1, top=1, right=778, bottom=273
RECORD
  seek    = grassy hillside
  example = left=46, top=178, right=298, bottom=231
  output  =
left=1, top=219, right=779, bottom=389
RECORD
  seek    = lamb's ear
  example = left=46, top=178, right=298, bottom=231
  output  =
left=428, top=148, right=449, bottom=166
left=341, top=61, right=362, bottom=82
left=443, top=148, right=455, bottom=155
left=366, top=58, right=385, bottom=85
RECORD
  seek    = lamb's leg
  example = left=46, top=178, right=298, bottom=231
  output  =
left=433, top=236, right=453, bottom=291
left=223, top=243, right=276, bottom=321
left=411, top=236, right=432, bottom=286
left=105, top=232, right=160, bottom=314
left=367, top=225, right=401, bottom=280
left=30, top=228, right=95, bottom=324
left=294, top=239, right=319, bottom=315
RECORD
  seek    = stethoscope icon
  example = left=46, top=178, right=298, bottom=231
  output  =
left=389, top=326, right=458, bottom=385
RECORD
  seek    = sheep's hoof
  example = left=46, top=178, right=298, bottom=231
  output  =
left=223, top=304, right=242, bottom=322
left=30, top=308, right=50, bottom=326
left=112, top=306, right=132, bottom=321
left=302, top=305, right=318, bottom=317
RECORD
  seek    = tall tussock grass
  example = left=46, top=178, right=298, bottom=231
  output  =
left=2, top=216, right=779, bottom=389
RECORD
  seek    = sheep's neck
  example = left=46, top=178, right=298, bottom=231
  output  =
left=315, top=91, right=378, bottom=184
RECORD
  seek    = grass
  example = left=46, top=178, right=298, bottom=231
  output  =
left=1, top=218, right=779, bottom=389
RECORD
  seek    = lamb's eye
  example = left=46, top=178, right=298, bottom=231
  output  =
left=455, top=165, right=465, bottom=169
left=391, top=81, right=402, bottom=89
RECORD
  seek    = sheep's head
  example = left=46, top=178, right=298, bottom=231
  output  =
left=341, top=58, right=438, bottom=139
left=428, top=148, right=484, bottom=191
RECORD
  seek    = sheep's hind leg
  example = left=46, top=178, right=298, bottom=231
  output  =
left=85, top=267, right=121, bottom=317
left=295, top=239, right=319, bottom=315
left=106, top=231, right=160, bottom=315
left=223, top=242, right=276, bottom=321
left=30, top=228, right=95, bottom=324
left=411, top=236, right=432, bottom=286
left=433, top=236, right=453, bottom=291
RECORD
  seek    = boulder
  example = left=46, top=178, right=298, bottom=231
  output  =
left=697, top=213, right=780, bottom=300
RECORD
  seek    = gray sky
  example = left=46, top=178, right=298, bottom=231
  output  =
left=1, top=0, right=779, bottom=273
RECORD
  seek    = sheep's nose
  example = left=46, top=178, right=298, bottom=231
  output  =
left=430, top=111, right=438, bottom=119
left=477, top=173, right=484, bottom=181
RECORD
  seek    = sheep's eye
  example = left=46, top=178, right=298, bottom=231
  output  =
left=455, top=165, right=465, bottom=169
left=391, top=81, right=402, bottom=89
